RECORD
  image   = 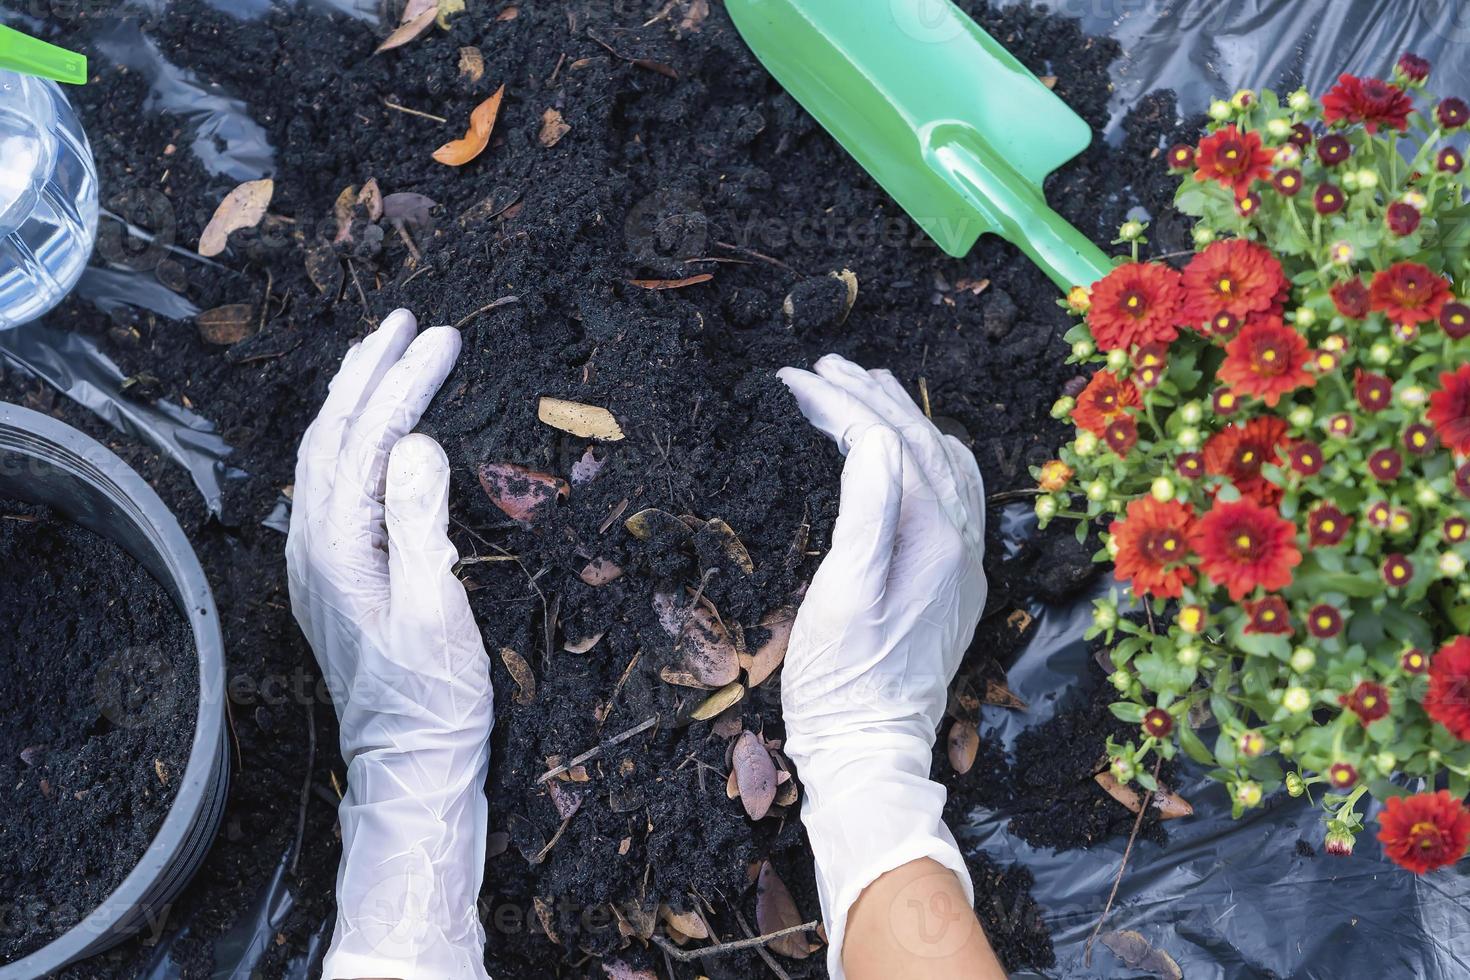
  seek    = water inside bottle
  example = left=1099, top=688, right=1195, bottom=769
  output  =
left=0, top=70, right=98, bottom=330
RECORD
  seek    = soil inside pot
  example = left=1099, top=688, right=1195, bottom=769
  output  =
left=5, top=0, right=1199, bottom=976
left=0, top=498, right=198, bottom=964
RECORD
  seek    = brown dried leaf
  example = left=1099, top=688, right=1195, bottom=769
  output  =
left=660, top=904, right=710, bottom=941
left=477, top=462, right=568, bottom=523
left=197, top=304, right=257, bottom=345
left=382, top=192, right=436, bottom=233
left=534, top=897, right=561, bottom=945
left=732, top=730, right=777, bottom=821
left=983, top=678, right=1028, bottom=712
left=356, top=178, right=383, bottom=222
left=659, top=666, right=712, bottom=689
left=496, top=5, right=519, bottom=20
left=198, top=178, right=273, bottom=257
left=539, top=108, right=571, bottom=147
left=1093, top=771, right=1194, bottom=821
left=955, top=277, right=991, bottom=295
left=499, top=647, right=535, bottom=704
left=711, top=707, right=743, bottom=738
left=546, top=779, right=583, bottom=820
left=747, top=607, right=794, bottom=688
left=628, top=273, right=713, bottom=290
left=680, top=0, right=709, bottom=31
left=619, top=903, right=657, bottom=940
left=756, top=861, right=814, bottom=959
left=831, top=268, right=858, bottom=323
left=1006, top=608, right=1034, bottom=632
left=375, top=5, right=436, bottom=53
left=726, top=767, right=740, bottom=799
left=688, top=681, right=745, bottom=722
left=702, top=517, right=754, bottom=574
left=628, top=509, right=693, bottom=545
left=332, top=184, right=357, bottom=243
left=537, top=396, right=625, bottom=440
left=458, top=46, right=484, bottom=81
left=1099, top=930, right=1183, bottom=980
left=304, top=246, right=342, bottom=295
left=433, top=86, right=505, bottom=166
left=677, top=602, right=740, bottom=686
left=947, top=720, right=979, bottom=775
left=570, top=446, right=606, bottom=485
left=1040, top=75, right=1059, bottom=89
left=563, top=631, right=605, bottom=654
left=579, top=558, right=623, bottom=587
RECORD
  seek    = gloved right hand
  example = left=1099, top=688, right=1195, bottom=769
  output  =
left=776, top=354, right=988, bottom=980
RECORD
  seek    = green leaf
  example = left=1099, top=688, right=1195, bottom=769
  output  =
left=1109, top=702, right=1146, bottom=724
left=1178, top=720, right=1216, bottom=766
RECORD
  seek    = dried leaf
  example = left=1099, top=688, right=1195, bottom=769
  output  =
left=1040, top=75, right=1059, bottom=89
left=661, top=904, right=710, bottom=941
left=496, top=5, right=519, bottom=20
left=627, top=509, right=693, bottom=545
left=534, top=897, right=561, bottom=945
left=628, top=273, right=713, bottom=290
left=726, top=767, right=740, bottom=799
left=688, top=681, right=745, bottom=722
left=499, top=647, right=535, bottom=704
left=458, top=46, right=485, bottom=81
left=1094, top=771, right=1194, bottom=821
left=955, top=277, right=991, bottom=296
left=701, top=517, right=754, bottom=575
left=680, top=0, right=709, bottom=31
left=948, top=720, right=979, bottom=775
left=563, top=631, right=605, bottom=654
left=435, top=0, right=464, bottom=28
left=676, top=602, right=740, bottom=686
left=539, top=108, right=571, bottom=147
left=579, top=558, right=623, bottom=587
left=433, top=86, right=505, bottom=166
left=1099, top=931, right=1183, bottom=980
left=198, top=178, right=273, bottom=256
left=652, top=591, right=684, bottom=635
left=659, top=666, right=712, bottom=689
left=332, top=184, right=358, bottom=243
left=983, top=678, right=1029, bottom=711
left=619, top=903, right=657, bottom=939
left=537, top=396, right=625, bottom=440
left=570, top=446, right=606, bottom=484
left=197, top=304, right=257, bottom=345
left=356, top=178, right=383, bottom=222
left=746, top=607, right=794, bottom=688
left=732, top=730, right=777, bottom=821
left=831, top=268, right=858, bottom=323
left=546, top=779, right=583, bottom=820
left=381, top=192, right=436, bottom=234
left=304, top=246, right=342, bottom=295
left=477, top=462, right=568, bottom=523
left=756, top=861, right=814, bottom=959
left=1006, top=608, right=1034, bottom=632
left=375, top=5, right=435, bottom=53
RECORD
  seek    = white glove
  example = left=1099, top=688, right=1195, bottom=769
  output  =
left=776, top=354, right=987, bottom=980
left=286, top=309, right=493, bottom=980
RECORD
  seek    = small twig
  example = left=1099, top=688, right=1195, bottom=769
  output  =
left=258, top=267, right=273, bottom=334
left=99, top=209, right=238, bottom=274
left=382, top=99, right=448, bottom=123
left=918, top=376, right=932, bottom=419
left=713, top=240, right=795, bottom=272
left=532, top=810, right=576, bottom=864
left=346, top=259, right=371, bottom=320
left=536, top=715, right=659, bottom=783
left=651, top=918, right=817, bottom=965
left=986, top=488, right=1043, bottom=504
left=1084, top=757, right=1159, bottom=965
left=453, top=295, right=520, bottom=329
left=224, top=697, right=243, bottom=774
left=290, top=702, right=316, bottom=875
left=736, top=910, right=795, bottom=980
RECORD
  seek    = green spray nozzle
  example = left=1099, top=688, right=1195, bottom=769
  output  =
left=0, top=25, right=87, bottom=85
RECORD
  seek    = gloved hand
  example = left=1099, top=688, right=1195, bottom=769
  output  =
left=286, top=309, right=493, bottom=980
left=776, top=354, right=987, bottom=980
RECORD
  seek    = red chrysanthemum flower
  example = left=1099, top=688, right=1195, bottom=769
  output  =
left=1322, top=74, right=1414, bottom=133
left=1327, top=413, right=1356, bottom=438
left=1442, top=302, right=1470, bottom=339
left=1236, top=192, right=1262, bottom=219
left=1111, top=497, right=1197, bottom=599
left=1371, top=262, right=1452, bottom=326
left=1308, top=504, right=1351, bottom=547
left=1289, top=123, right=1314, bottom=148
left=1213, top=388, right=1242, bottom=416
left=1191, top=498, right=1302, bottom=600
left=1429, top=364, right=1470, bottom=455
left=1438, top=97, right=1470, bottom=130
left=1355, top=369, right=1394, bottom=412
left=1404, top=648, right=1430, bottom=674
left=1368, top=448, right=1404, bottom=481
left=1204, top=416, right=1288, bottom=506
left=1182, top=239, right=1288, bottom=323
left=1218, top=318, right=1316, bottom=407
left=1315, top=184, right=1346, bottom=214
left=1318, top=134, right=1353, bottom=166
left=1072, top=370, right=1140, bottom=437
left=1404, top=423, right=1438, bottom=455
left=1383, top=553, right=1415, bottom=587
left=1166, top=144, right=1196, bottom=171
left=1329, top=762, right=1359, bottom=789
left=1272, top=168, right=1304, bottom=196
left=1440, top=147, right=1465, bottom=174
left=1445, top=516, right=1469, bottom=544
left=1205, top=312, right=1242, bottom=340
left=1307, top=603, right=1344, bottom=638
left=1396, top=53, right=1431, bottom=85
left=1288, top=440, right=1325, bottom=477
left=1330, top=278, right=1371, bottom=320
left=1458, top=462, right=1470, bottom=497
left=1142, top=707, right=1174, bottom=737
left=1087, top=262, right=1185, bottom=351
left=1105, top=416, right=1139, bottom=456
left=1339, top=680, right=1390, bottom=726
left=1366, top=500, right=1393, bottom=529
left=1378, top=791, right=1470, bottom=874
left=1388, top=202, right=1422, bottom=236
left=1244, top=595, right=1292, bottom=635
left=1176, top=452, right=1205, bottom=480
left=1426, top=637, right=1470, bottom=740
left=1193, top=125, right=1275, bottom=200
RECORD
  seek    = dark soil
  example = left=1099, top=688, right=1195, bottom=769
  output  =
left=4, top=0, right=1197, bottom=976
left=0, top=499, right=197, bottom=963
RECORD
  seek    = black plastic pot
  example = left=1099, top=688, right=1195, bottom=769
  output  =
left=0, top=403, right=229, bottom=979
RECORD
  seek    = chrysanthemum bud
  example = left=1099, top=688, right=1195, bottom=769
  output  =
left=1051, top=396, right=1075, bottom=419
left=1071, top=338, right=1095, bottom=359
left=1329, top=240, right=1355, bottom=265
left=1403, top=189, right=1429, bottom=211
left=1192, top=225, right=1216, bottom=247
left=1177, top=427, right=1201, bottom=450
left=1085, top=479, right=1108, bottom=502
left=1110, top=756, right=1137, bottom=782
left=1416, top=483, right=1442, bottom=508
left=1075, top=431, right=1099, bottom=456
left=1285, top=772, right=1306, bottom=797
left=1283, top=686, right=1312, bottom=712
left=1266, top=117, right=1292, bottom=140
left=1209, top=99, right=1232, bottom=121
left=1094, top=603, right=1118, bottom=629
left=1231, top=89, right=1255, bottom=111
left=1375, top=751, right=1397, bottom=772
left=1294, top=306, right=1317, bottom=327
left=1288, top=89, right=1312, bottom=112
left=1355, top=168, right=1380, bottom=190
left=1066, top=285, right=1092, bottom=315
left=1105, top=349, right=1128, bottom=372
left=1324, top=826, right=1355, bottom=857
left=1288, top=405, right=1314, bottom=428
left=1369, top=341, right=1394, bottom=364
left=1440, top=552, right=1467, bottom=577
left=1341, top=170, right=1360, bottom=192
left=1399, top=385, right=1429, bottom=408
left=1290, top=647, right=1316, bottom=673
left=1235, top=781, right=1263, bottom=807
left=1118, top=220, right=1145, bottom=241
left=1238, top=731, right=1266, bottom=757
left=1150, top=476, right=1176, bottom=502
left=1110, top=670, right=1131, bottom=693
left=1176, top=644, right=1202, bottom=667
left=1274, top=143, right=1303, bottom=167
left=1105, top=534, right=1120, bottom=558
left=1037, top=459, right=1073, bottom=493
left=1034, top=495, right=1058, bottom=522
left=1396, top=53, right=1431, bottom=87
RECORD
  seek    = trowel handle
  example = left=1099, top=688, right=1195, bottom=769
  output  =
left=929, top=130, right=1112, bottom=292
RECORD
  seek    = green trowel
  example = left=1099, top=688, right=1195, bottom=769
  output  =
left=727, top=0, right=1112, bottom=292
left=0, top=25, right=87, bottom=85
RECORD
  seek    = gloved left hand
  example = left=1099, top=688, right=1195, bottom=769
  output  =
left=286, top=309, right=493, bottom=980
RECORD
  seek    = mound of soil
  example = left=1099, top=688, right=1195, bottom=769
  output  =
left=0, top=499, right=197, bottom=963
left=4, top=0, right=1198, bottom=976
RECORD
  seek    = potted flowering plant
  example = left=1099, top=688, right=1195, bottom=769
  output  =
left=1037, top=54, right=1470, bottom=869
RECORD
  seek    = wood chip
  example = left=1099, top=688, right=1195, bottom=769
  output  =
left=756, top=861, right=814, bottom=959
left=433, top=86, right=505, bottom=166
left=628, top=273, right=713, bottom=290
left=1099, top=930, right=1183, bottom=979
left=948, top=720, right=979, bottom=775
left=537, top=396, right=625, bottom=440
left=1093, top=771, right=1194, bottom=821
left=499, top=647, right=535, bottom=704
left=733, top=730, right=778, bottom=821
left=539, top=108, right=571, bottom=147
left=458, top=46, right=484, bottom=81
left=197, top=304, right=257, bottom=345
left=198, top=178, right=272, bottom=256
